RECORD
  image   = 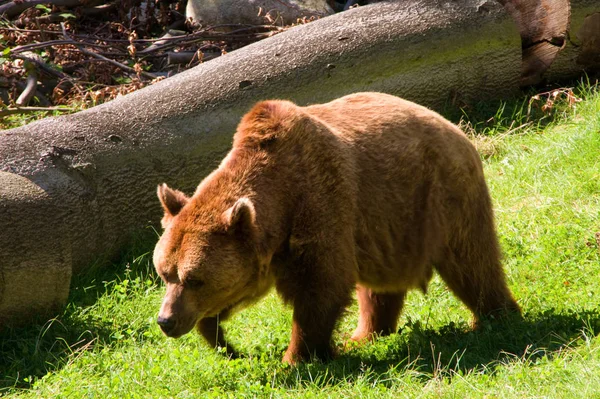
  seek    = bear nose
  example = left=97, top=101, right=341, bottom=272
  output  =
left=157, top=316, right=176, bottom=334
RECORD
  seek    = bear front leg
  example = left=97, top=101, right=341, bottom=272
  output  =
left=283, top=296, right=350, bottom=365
left=351, top=285, right=405, bottom=342
left=196, top=315, right=238, bottom=357
left=279, top=231, right=356, bottom=364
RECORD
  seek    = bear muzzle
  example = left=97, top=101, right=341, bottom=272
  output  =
left=157, top=312, right=199, bottom=338
left=157, top=315, right=177, bottom=335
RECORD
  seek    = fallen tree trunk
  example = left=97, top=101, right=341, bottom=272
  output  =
left=0, top=0, right=598, bottom=327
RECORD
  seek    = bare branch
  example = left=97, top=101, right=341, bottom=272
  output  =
left=15, top=53, right=40, bottom=106
left=15, top=71, right=39, bottom=106
left=167, top=51, right=221, bottom=65
left=59, top=22, right=158, bottom=80
left=13, top=53, right=71, bottom=80
left=139, top=29, right=186, bottom=54
left=17, top=2, right=119, bottom=25
left=12, top=80, right=51, bottom=106
left=11, top=39, right=110, bottom=54
left=4, top=24, right=281, bottom=50
left=0, top=0, right=105, bottom=19
left=138, top=30, right=276, bottom=54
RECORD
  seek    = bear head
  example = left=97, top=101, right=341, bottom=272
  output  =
left=153, top=183, right=263, bottom=338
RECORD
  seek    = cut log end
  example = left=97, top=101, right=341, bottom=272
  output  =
left=501, top=0, right=571, bottom=86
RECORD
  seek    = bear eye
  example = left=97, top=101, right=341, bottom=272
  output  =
left=184, top=278, right=205, bottom=289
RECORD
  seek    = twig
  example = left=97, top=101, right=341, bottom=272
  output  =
left=138, top=31, right=275, bottom=54
left=7, top=26, right=275, bottom=58
left=131, top=24, right=282, bottom=48
left=12, top=80, right=51, bottom=106
left=139, top=29, right=186, bottom=54
left=81, top=2, right=118, bottom=16
left=20, top=12, right=74, bottom=25
left=59, top=22, right=157, bottom=80
left=34, top=15, right=47, bottom=42
left=0, top=106, right=75, bottom=116
left=0, top=0, right=105, bottom=19
left=16, top=53, right=40, bottom=106
left=3, top=24, right=281, bottom=48
left=167, top=51, right=222, bottom=65
left=17, top=2, right=119, bottom=25
left=13, top=53, right=71, bottom=80
left=344, top=0, right=361, bottom=11
left=10, top=39, right=111, bottom=54
left=16, top=71, right=39, bottom=106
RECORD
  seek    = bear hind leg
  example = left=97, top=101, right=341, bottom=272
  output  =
left=351, top=285, right=405, bottom=342
left=434, top=183, right=520, bottom=324
left=434, top=240, right=520, bottom=324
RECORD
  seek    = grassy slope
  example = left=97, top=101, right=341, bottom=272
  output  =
left=1, top=87, right=599, bottom=398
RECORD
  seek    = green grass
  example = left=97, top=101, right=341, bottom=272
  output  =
left=0, top=108, right=78, bottom=130
left=1, top=81, right=600, bottom=398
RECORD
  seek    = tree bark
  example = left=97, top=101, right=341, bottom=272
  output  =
left=0, top=0, right=598, bottom=327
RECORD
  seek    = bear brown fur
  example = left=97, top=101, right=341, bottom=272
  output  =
left=153, top=92, right=520, bottom=364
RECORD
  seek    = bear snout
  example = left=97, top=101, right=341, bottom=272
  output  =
left=157, top=315, right=177, bottom=335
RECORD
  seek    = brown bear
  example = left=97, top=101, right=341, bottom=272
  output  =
left=153, top=92, right=520, bottom=364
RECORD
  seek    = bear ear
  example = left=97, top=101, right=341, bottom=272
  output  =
left=223, top=197, right=256, bottom=235
left=157, top=183, right=189, bottom=227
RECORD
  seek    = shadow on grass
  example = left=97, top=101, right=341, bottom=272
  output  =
left=286, top=309, right=600, bottom=387
left=0, top=237, right=158, bottom=392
